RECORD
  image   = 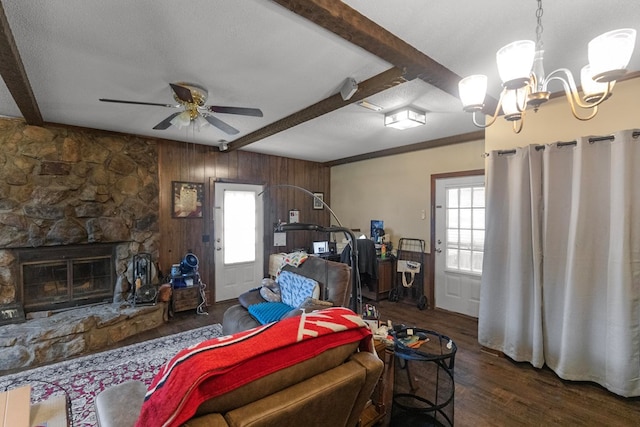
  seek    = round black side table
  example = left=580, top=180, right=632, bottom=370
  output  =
left=390, top=328, right=457, bottom=427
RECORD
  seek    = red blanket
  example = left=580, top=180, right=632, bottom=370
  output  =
left=135, top=307, right=373, bottom=427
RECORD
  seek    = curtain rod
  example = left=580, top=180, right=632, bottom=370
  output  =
left=486, top=130, right=640, bottom=157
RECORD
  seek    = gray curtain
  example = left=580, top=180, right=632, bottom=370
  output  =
left=479, top=129, right=640, bottom=397
left=479, top=145, right=544, bottom=368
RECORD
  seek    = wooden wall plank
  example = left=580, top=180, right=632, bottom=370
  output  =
left=158, top=140, right=331, bottom=302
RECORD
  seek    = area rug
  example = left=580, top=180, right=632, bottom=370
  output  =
left=0, top=323, right=223, bottom=427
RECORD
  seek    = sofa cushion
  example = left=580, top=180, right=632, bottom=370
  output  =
left=223, top=359, right=367, bottom=427
left=259, top=285, right=281, bottom=302
left=281, top=257, right=351, bottom=307
left=193, top=341, right=359, bottom=416
left=277, top=271, right=319, bottom=307
left=248, top=302, right=295, bottom=324
left=238, top=288, right=265, bottom=309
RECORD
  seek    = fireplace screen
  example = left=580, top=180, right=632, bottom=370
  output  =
left=18, top=245, right=115, bottom=312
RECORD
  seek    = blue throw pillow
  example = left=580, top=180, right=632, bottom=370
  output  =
left=248, top=302, right=295, bottom=324
left=277, top=271, right=320, bottom=307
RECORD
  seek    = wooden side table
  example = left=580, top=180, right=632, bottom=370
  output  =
left=171, top=285, right=201, bottom=313
left=359, top=338, right=395, bottom=427
left=361, top=257, right=395, bottom=302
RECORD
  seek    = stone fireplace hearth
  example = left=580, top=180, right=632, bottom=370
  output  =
left=0, top=302, right=166, bottom=373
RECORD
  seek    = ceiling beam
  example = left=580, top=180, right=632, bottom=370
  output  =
left=324, top=130, right=485, bottom=167
left=272, top=0, right=463, bottom=97
left=226, top=67, right=407, bottom=152
left=0, top=2, right=42, bottom=126
left=224, top=0, right=497, bottom=153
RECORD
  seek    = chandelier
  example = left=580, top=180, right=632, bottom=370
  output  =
left=458, top=0, right=636, bottom=133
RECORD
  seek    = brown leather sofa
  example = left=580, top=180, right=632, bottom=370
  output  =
left=222, top=255, right=352, bottom=335
left=94, top=320, right=382, bottom=427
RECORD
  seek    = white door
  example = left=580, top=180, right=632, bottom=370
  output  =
left=214, top=182, right=264, bottom=302
left=434, top=175, right=485, bottom=317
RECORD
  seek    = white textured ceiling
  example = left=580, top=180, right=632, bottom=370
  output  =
left=0, top=0, right=638, bottom=162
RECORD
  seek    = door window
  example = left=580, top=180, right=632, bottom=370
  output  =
left=445, top=186, right=485, bottom=274
left=223, top=190, right=256, bottom=264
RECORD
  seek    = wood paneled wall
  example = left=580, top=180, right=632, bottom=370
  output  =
left=157, top=140, right=331, bottom=301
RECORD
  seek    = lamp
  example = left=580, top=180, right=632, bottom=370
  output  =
left=458, top=0, right=636, bottom=133
left=384, top=107, right=427, bottom=130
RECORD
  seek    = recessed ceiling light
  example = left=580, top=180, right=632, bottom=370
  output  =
left=384, top=107, right=426, bottom=130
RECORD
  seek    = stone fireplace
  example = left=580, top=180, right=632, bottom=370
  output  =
left=0, top=121, right=160, bottom=313
left=0, top=120, right=165, bottom=372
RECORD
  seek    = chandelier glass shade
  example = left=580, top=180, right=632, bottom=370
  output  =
left=459, top=3, right=636, bottom=134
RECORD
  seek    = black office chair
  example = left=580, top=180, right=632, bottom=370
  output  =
left=340, top=239, right=378, bottom=287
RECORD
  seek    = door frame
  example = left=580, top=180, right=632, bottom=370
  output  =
left=429, top=169, right=484, bottom=310
left=209, top=178, right=267, bottom=302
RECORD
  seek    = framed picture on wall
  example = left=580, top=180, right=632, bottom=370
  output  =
left=313, top=192, right=324, bottom=210
left=172, top=181, right=204, bottom=218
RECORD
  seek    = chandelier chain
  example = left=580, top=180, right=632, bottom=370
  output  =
left=535, top=0, right=544, bottom=51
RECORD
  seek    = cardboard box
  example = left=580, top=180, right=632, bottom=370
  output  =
left=0, top=385, right=30, bottom=427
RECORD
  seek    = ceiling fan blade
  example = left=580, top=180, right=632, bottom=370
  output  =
left=99, top=98, right=179, bottom=108
left=169, top=83, right=194, bottom=103
left=203, top=114, right=239, bottom=135
left=153, top=112, right=182, bottom=130
left=207, top=106, right=263, bottom=117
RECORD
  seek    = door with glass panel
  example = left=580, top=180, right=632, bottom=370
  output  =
left=434, top=175, right=485, bottom=317
left=214, top=182, right=264, bottom=302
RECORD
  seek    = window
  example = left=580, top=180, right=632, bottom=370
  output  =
left=223, top=190, right=256, bottom=264
left=445, top=185, right=485, bottom=274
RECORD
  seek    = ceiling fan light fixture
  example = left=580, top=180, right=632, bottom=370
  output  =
left=384, top=107, right=426, bottom=130
left=170, top=111, right=192, bottom=129
left=195, top=115, right=210, bottom=129
left=100, top=82, right=262, bottom=135
left=458, top=0, right=636, bottom=133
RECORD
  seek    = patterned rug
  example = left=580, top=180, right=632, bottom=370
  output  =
left=0, top=323, right=223, bottom=427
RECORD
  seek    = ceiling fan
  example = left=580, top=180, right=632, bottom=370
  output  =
left=99, top=82, right=263, bottom=135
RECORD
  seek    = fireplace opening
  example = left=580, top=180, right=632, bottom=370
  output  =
left=17, top=244, right=116, bottom=313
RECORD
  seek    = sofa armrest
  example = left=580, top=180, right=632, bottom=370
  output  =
left=95, top=380, right=147, bottom=427
left=222, top=304, right=260, bottom=335
left=345, top=351, right=384, bottom=427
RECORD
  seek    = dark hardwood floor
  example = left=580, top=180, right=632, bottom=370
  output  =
left=108, top=298, right=640, bottom=426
